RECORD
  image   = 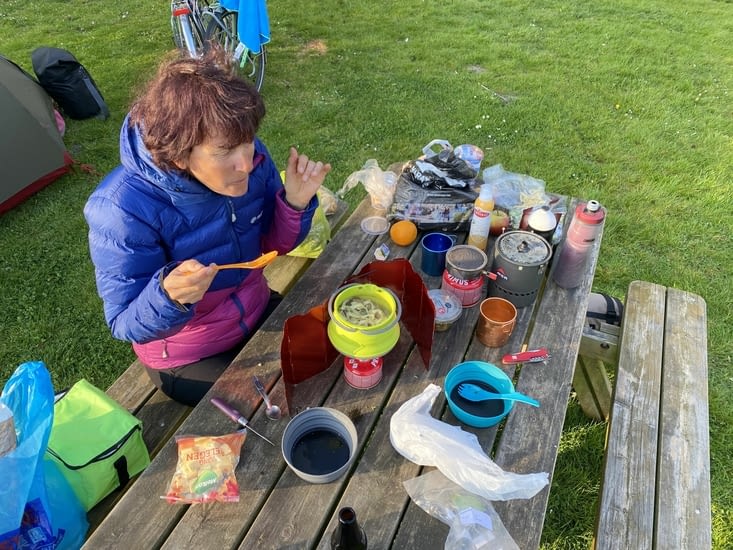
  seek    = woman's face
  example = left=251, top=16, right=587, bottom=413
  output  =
left=176, top=135, right=255, bottom=197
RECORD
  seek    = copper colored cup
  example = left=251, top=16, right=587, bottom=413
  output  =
left=476, top=297, right=517, bottom=347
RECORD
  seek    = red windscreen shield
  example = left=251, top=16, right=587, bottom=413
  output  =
left=280, top=259, right=435, bottom=410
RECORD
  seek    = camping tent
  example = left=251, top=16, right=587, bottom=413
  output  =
left=0, top=55, right=72, bottom=215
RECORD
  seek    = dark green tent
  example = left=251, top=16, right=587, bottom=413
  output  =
left=1, top=55, right=71, bottom=215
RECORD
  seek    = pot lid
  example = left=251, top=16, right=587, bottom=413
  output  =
left=496, top=230, right=552, bottom=265
left=446, top=245, right=488, bottom=271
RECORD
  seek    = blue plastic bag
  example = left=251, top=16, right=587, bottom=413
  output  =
left=0, top=361, right=88, bottom=549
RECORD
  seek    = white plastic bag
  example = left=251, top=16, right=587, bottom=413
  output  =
left=389, top=384, right=548, bottom=501
left=403, top=470, right=519, bottom=550
left=337, top=159, right=397, bottom=210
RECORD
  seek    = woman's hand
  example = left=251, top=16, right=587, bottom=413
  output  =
left=162, top=260, right=217, bottom=306
left=283, top=147, right=332, bottom=210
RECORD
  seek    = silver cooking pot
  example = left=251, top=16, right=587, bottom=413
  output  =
left=488, top=231, right=552, bottom=307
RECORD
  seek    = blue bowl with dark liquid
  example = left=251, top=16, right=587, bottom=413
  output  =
left=444, top=360, right=514, bottom=428
left=282, top=407, right=358, bottom=484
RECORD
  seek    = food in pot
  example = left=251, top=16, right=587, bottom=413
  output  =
left=339, top=296, right=388, bottom=327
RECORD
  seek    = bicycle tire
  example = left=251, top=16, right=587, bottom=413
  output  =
left=204, top=9, right=266, bottom=91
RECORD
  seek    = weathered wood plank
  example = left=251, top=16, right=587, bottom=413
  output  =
left=84, top=199, right=374, bottom=549
left=358, top=282, right=537, bottom=549
left=238, top=216, right=425, bottom=549
left=575, top=323, right=618, bottom=419
left=579, top=324, right=619, bottom=365
left=573, top=355, right=612, bottom=421
left=86, top=198, right=349, bottom=545
left=594, top=281, right=666, bottom=550
left=656, top=287, right=710, bottom=549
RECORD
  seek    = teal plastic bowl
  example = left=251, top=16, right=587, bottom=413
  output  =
left=444, top=360, right=514, bottom=428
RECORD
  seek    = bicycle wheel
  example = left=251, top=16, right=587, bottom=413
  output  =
left=204, top=9, right=266, bottom=91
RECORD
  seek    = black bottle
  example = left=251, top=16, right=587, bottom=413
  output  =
left=330, top=507, right=367, bottom=549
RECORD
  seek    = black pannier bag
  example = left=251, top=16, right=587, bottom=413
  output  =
left=31, top=47, right=109, bottom=120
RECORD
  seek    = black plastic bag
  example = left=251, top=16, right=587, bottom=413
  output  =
left=402, top=146, right=478, bottom=190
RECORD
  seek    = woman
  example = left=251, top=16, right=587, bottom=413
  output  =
left=84, top=48, right=331, bottom=406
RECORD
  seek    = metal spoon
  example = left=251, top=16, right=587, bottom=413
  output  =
left=253, top=375, right=282, bottom=420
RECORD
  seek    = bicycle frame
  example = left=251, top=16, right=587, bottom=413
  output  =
left=170, top=0, right=267, bottom=90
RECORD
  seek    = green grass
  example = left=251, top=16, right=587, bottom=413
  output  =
left=1, top=0, right=731, bottom=547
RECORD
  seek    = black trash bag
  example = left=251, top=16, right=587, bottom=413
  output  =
left=402, top=146, right=478, bottom=190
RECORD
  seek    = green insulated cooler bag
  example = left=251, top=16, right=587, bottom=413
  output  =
left=45, top=379, right=150, bottom=511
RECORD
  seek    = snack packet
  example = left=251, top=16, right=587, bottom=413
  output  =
left=163, top=430, right=246, bottom=504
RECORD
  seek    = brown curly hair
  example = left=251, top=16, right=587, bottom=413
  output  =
left=129, top=47, right=266, bottom=171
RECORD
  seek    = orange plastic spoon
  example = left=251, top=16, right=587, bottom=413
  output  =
left=214, top=250, right=279, bottom=271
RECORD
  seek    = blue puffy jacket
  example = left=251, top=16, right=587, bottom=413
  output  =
left=84, top=117, right=316, bottom=368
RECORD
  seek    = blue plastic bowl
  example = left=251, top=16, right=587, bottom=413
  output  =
left=444, top=360, right=515, bottom=428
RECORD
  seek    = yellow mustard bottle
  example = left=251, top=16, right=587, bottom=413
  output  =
left=466, top=184, right=494, bottom=251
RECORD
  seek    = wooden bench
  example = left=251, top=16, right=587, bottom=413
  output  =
left=591, top=281, right=711, bottom=549
left=86, top=197, right=348, bottom=532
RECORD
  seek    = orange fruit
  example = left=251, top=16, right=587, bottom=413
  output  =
left=390, top=220, right=418, bottom=246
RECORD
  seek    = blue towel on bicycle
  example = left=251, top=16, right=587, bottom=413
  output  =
left=220, top=0, right=270, bottom=54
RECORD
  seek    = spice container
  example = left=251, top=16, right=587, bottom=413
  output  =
left=428, top=289, right=462, bottom=331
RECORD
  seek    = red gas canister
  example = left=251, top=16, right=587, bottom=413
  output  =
left=441, top=271, right=484, bottom=308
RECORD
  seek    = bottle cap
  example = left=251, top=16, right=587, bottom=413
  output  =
left=478, top=184, right=493, bottom=200
left=577, top=200, right=606, bottom=224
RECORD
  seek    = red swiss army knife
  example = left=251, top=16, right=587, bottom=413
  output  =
left=502, top=348, right=550, bottom=365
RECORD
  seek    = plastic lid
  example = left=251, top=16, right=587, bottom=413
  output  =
left=527, top=207, right=557, bottom=231
left=429, top=289, right=463, bottom=323
left=360, top=216, right=390, bottom=235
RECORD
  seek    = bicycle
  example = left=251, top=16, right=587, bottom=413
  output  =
left=170, top=0, right=266, bottom=91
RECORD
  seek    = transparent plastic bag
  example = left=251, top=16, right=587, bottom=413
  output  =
left=389, top=384, right=548, bottom=501
left=337, top=159, right=397, bottom=210
left=403, top=470, right=519, bottom=550
left=481, top=164, right=548, bottom=208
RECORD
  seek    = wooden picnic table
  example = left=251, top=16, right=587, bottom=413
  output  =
left=84, top=194, right=603, bottom=550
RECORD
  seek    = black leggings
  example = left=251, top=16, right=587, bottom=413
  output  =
left=144, top=291, right=282, bottom=407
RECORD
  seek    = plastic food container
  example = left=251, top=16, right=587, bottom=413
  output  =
left=327, top=283, right=401, bottom=360
left=282, top=407, right=358, bottom=484
left=428, top=289, right=462, bottom=331
left=444, top=361, right=515, bottom=428
left=360, top=216, right=389, bottom=235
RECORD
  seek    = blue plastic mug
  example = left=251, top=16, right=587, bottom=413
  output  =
left=421, top=233, right=457, bottom=277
